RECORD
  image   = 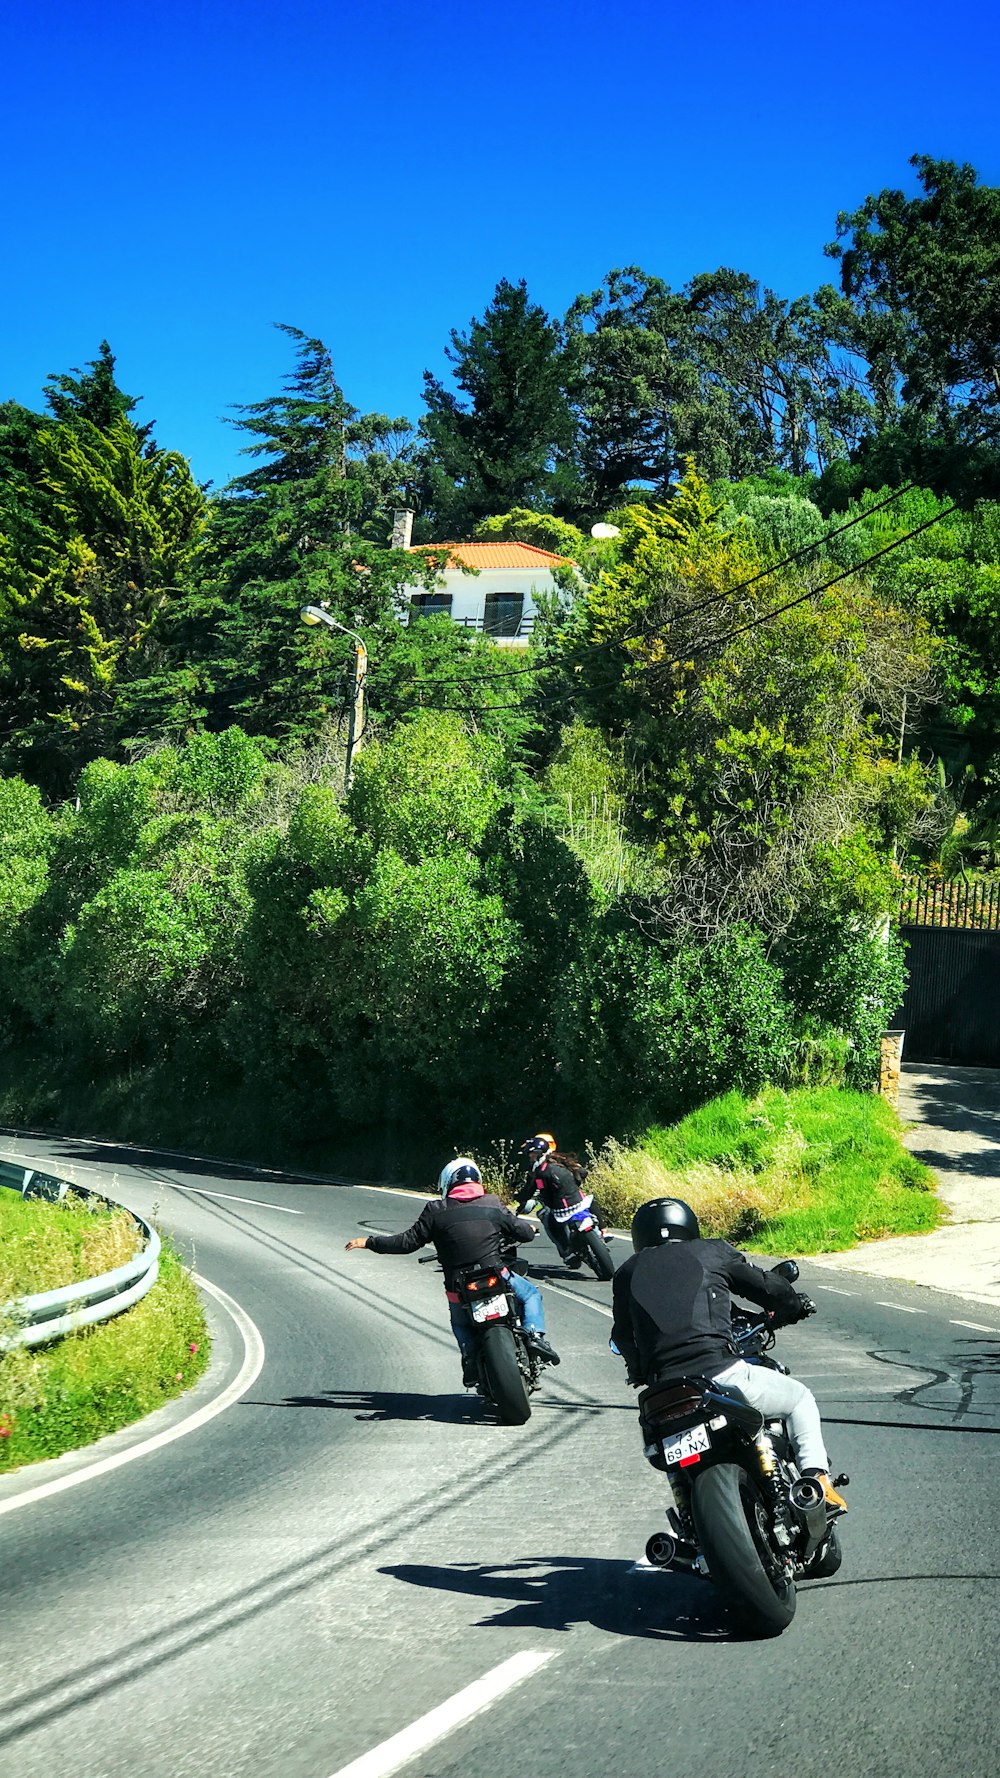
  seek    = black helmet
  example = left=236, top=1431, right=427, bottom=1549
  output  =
left=631, top=1197, right=700, bottom=1251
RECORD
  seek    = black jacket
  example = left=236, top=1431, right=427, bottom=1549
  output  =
left=611, top=1237, right=804, bottom=1384
left=518, top=1158, right=585, bottom=1215
left=366, top=1193, right=535, bottom=1289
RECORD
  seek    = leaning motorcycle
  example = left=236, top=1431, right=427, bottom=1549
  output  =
left=521, top=1192, right=616, bottom=1280
left=636, top=1262, right=848, bottom=1637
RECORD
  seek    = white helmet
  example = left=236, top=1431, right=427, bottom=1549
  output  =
left=438, top=1157, right=482, bottom=1198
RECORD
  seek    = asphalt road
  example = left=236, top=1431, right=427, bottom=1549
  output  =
left=3, top=1131, right=1000, bottom=1778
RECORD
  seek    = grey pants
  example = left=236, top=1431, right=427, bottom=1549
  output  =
left=712, top=1359, right=829, bottom=1474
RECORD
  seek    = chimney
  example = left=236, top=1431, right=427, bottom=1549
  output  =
left=392, top=508, right=414, bottom=550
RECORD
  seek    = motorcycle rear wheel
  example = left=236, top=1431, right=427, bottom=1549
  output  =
left=579, top=1228, right=615, bottom=1280
left=692, top=1462, right=797, bottom=1636
left=480, top=1324, right=531, bottom=1425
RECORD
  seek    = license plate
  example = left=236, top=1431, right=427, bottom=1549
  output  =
left=663, top=1423, right=711, bottom=1465
left=470, top=1294, right=509, bottom=1323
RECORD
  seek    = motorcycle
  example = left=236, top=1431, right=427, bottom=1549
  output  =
left=520, top=1191, right=616, bottom=1280
left=632, top=1261, right=848, bottom=1637
left=420, top=1251, right=541, bottom=1424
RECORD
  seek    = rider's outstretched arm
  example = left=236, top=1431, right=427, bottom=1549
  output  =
left=347, top=1203, right=436, bottom=1256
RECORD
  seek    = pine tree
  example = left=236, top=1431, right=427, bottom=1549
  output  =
left=420, top=279, right=575, bottom=534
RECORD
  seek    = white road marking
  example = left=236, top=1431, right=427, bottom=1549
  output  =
left=876, top=1301, right=924, bottom=1313
left=170, top=1185, right=302, bottom=1214
left=950, top=1319, right=997, bottom=1333
left=538, top=1277, right=614, bottom=1319
left=327, top=1650, right=557, bottom=1778
left=0, top=1275, right=265, bottom=1517
left=814, top=1286, right=856, bottom=1296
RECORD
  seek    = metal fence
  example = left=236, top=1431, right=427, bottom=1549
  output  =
left=0, top=1161, right=160, bottom=1351
left=899, top=875, right=1000, bottom=930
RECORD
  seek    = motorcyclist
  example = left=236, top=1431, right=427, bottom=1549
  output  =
left=517, top=1133, right=607, bottom=1269
left=345, top=1157, right=560, bottom=1386
left=611, top=1196, right=847, bottom=1510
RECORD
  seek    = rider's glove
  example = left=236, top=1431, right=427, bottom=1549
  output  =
left=795, top=1292, right=818, bottom=1319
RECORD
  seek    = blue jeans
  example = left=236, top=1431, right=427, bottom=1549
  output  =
left=448, top=1270, right=544, bottom=1358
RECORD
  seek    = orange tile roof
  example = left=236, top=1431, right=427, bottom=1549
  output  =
left=406, top=540, right=572, bottom=570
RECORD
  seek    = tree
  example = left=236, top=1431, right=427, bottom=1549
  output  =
left=564, top=267, right=864, bottom=511
left=570, top=463, right=934, bottom=934
left=118, top=327, right=435, bottom=749
left=823, top=155, right=1000, bottom=492
left=473, top=507, right=585, bottom=556
left=0, top=389, right=205, bottom=792
left=43, top=339, right=153, bottom=443
left=420, top=279, right=575, bottom=534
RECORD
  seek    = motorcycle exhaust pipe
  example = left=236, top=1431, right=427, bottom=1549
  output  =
left=645, top=1532, right=677, bottom=1568
left=788, top=1475, right=828, bottom=1557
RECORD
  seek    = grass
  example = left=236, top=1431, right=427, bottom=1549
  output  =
left=0, top=1188, right=141, bottom=1298
left=585, top=1086, right=942, bottom=1255
left=0, top=1208, right=210, bottom=1472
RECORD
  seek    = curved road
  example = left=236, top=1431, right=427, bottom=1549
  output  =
left=2, top=1131, right=1000, bottom=1778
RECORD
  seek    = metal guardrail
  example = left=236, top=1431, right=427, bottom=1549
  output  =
left=0, top=1161, right=160, bottom=1351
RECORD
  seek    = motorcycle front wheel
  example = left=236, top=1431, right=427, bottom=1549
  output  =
left=579, top=1228, right=615, bottom=1280
left=479, top=1323, right=531, bottom=1425
left=691, top=1462, right=797, bottom=1637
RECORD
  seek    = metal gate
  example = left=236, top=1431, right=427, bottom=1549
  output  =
left=897, top=925, right=1000, bottom=1063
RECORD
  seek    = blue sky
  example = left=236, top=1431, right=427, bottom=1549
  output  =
left=3, top=0, right=998, bottom=489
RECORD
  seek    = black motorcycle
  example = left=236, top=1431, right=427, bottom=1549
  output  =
left=421, top=1252, right=541, bottom=1424
left=520, top=1192, right=616, bottom=1280
left=636, top=1261, right=848, bottom=1637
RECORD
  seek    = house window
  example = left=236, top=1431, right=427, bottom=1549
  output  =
left=409, top=592, right=454, bottom=621
left=483, top=591, right=524, bottom=638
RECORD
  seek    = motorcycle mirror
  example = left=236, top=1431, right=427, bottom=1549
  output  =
left=772, top=1259, right=800, bottom=1283
left=608, top=1336, right=621, bottom=1356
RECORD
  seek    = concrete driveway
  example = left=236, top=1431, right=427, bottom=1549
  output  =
left=812, top=1062, right=1000, bottom=1306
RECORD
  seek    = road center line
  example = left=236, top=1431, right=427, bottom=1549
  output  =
left=0, top=1275, right=265, bottom=1517
left=327, top=1650, right=557, bottom=1778
left=950, top=1319, right=997, bottom=1332
left=814, top=1286, right=856, bottom=1296
left=876, top=1301, right=924, bottom=1313
left=170, top=1185, right=302, bottom=1214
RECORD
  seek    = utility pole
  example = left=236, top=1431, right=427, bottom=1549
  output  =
left=300, top=605, right=368, bottom=795
left=344, top=635, right=367, bottom=792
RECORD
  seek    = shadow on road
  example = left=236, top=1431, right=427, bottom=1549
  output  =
left=380, top=1555, right=731, bottom=1641
left=244, top=1389, right=636, bottom=1425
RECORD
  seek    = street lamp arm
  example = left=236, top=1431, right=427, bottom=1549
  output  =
left=299, top=605, right=366, bottom=652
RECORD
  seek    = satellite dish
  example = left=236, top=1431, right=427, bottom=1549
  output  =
left=590, top=522, right=621, bottom=539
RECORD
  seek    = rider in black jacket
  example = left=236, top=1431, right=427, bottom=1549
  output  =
left=346, top=1157, right=560, bottom=1385
left=517, top=1134, right=606, bottom=1267
left=612, top=1197, right=847, bottom=1510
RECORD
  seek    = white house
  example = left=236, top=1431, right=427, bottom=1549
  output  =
left=396, top=523, right=574, bottom=647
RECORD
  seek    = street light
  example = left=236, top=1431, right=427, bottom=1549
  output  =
left=299, top=604, right=368, bottom=793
